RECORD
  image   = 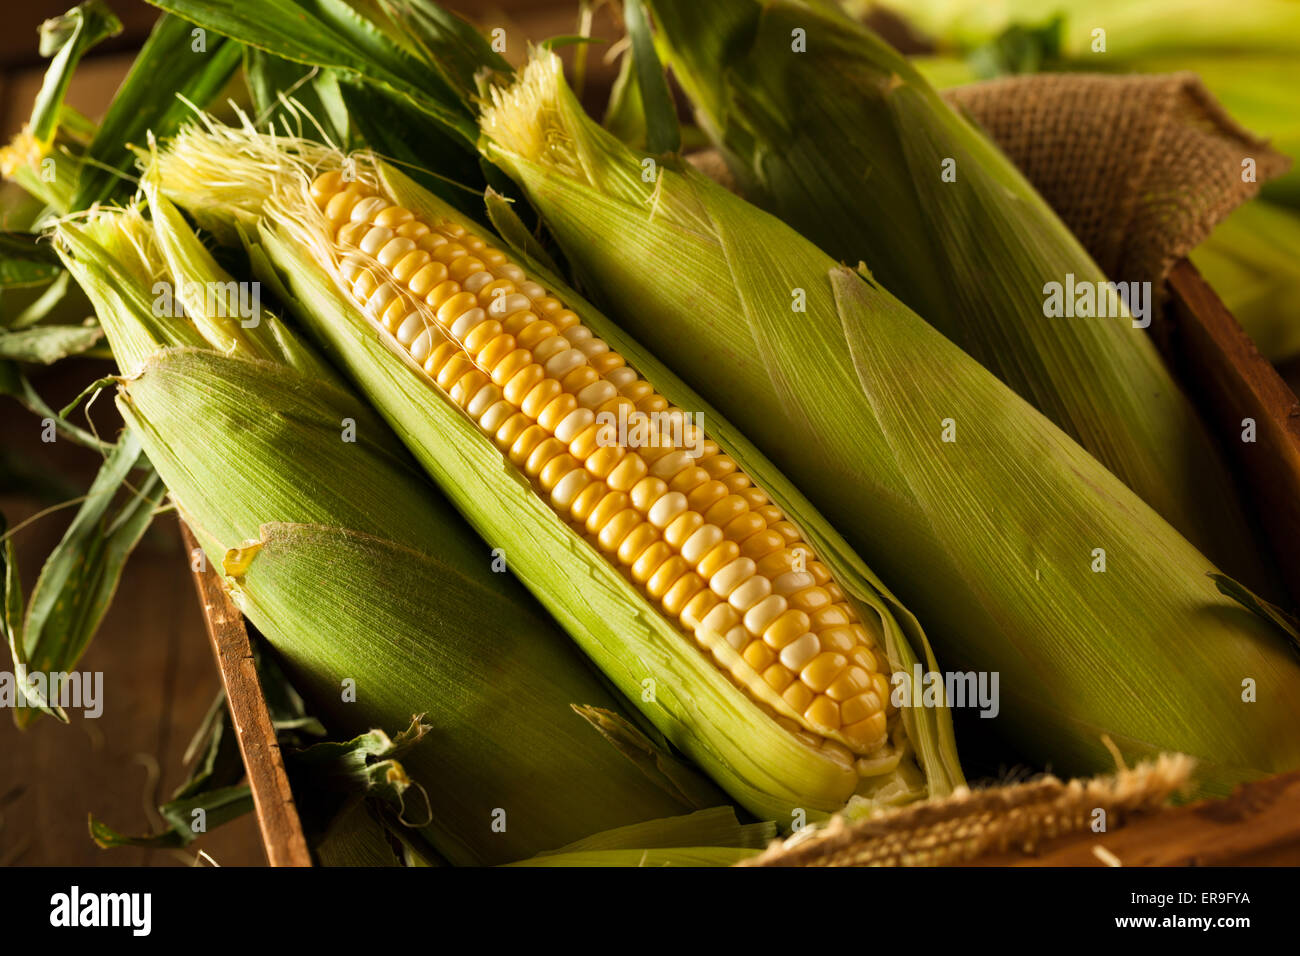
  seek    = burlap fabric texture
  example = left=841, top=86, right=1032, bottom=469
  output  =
left=748, top=754, right=1196, bottom=867
left=941, top=72, right=1290, bottom=291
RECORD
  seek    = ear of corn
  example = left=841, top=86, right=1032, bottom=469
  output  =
left=150, top=116, right=965, bottom=823
left=475, top=53, right=1300, bottom=795
left=53, top=207, right=209, bottom=373
left=52, top=206, right=704, bottom=865
left=638, top=0, right=1274, bottom=598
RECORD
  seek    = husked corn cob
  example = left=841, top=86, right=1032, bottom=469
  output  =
left=308, top=170, right=893, bottom=761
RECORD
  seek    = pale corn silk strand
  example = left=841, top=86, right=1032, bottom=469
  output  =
left=158, top=121, right=901, bottom=770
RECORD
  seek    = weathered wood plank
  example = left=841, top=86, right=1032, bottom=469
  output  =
left=181, top=523, right=311, bottom=868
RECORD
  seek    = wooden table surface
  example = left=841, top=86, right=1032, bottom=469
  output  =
left=0, top=358, right=267, bottom=867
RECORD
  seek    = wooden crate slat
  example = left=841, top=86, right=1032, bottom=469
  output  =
left=181, top=522, right=312, bottom=868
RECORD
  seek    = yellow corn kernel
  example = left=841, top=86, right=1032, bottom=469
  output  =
left=311, top=171, right=894, bottom=759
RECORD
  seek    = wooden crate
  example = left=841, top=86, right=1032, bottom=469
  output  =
left=186, top=264, right=1300, bottom=866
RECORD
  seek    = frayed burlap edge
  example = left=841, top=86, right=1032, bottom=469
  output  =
left=741, top=753, right=1196, bottom=867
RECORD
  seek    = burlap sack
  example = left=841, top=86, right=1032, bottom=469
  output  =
left=941, top=72, right=1291, bottom=290
left=747, top=754, right=1195, bottom=867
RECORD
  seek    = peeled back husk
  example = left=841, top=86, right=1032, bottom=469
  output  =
left=54, top=207, right=696, bottom=865
left=149, top=118, right=965, bottom=825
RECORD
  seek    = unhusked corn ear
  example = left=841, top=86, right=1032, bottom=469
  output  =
left=308, top=169, right=894, bottom=763
left=476, top=51, right=1300, bottom=796
left=637, top=0, right=1274, bottom=599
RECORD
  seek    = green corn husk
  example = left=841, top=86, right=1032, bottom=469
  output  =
left=150, top=116, right=965, bottom=824
left=52, top=205, right=698, bottom=866
left=639, top=0, right=1274, bottom=598
left=1189, top=200, right=1300, bottom=362
left=476, top=53, right=1300, bottom=795
left=510, top=805, right=771, bottom=866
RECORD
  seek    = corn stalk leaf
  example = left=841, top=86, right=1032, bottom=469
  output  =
left=172, top=691, right=248, bottom=801
left=1, top=517, right=24, bottom=679
left=623, top=0, right=680, bottom=154
left=4, top=273, right=77, bottom=333
left=336, top=79, right=490, bottom=221
left=369, top=0, right=510, bottom=99
left=92, top=652, right=328, bottom=854
left=603, top=45, right=646, bottom=148
left=252, top=638, right=329, bottom=740
left=0, top=234, right=62, bottom=290
left=29, top=1, right=122, bottom=145
left=144, top=0, right=480, bottom=145
left=0, top=361, right=112, bottom=453
left=69, top=13, right=243, bottom=209
left=541, top=35, right=606, bottom=51
left=243, top=48, right=353, bottom=148
left=15, top=431, right=165, bottom=725
left=89, top=785, right=253, bottom=849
